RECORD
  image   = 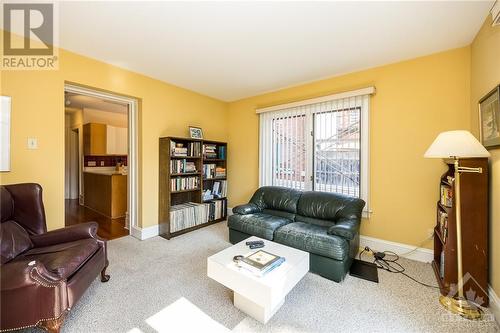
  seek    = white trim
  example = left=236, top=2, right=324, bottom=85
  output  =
left=489, top=285, right=500, bottom=326
left=227, top=207, right=234, bottom=216
left=255, top=87, right=375, bottom=114
left=131, top=225, right=160, bottom=240
left=359, top=235, right=433, bottom=263
left=64, top=83, right=140, bottom=239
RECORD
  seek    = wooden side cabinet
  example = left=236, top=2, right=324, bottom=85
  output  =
left=83, top=123, right=107, bottom=155
left=432, top=158, right=489, bottom=306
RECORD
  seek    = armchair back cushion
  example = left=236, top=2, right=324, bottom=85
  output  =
left=0, top=183, right=46, bottom=235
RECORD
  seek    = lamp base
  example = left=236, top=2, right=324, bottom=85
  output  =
left=439, top=295, right=483, bottom=320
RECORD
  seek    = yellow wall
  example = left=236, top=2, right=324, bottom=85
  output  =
left=227, top=47, right=472, bottom=248
left=470, top=16, right=500, bottom=297
left=1, top=47, right=228, bottom=230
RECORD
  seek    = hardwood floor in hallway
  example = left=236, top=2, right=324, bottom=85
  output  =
left=65, top=199, right=129, bottom=240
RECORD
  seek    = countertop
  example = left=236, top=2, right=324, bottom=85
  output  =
left=83, top=167, right=127, bottom=176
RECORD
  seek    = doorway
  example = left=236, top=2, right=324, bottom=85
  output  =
left=64, top=83, right=139, bottom=240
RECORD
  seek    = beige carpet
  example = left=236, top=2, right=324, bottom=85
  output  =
left=19, top=222, right=499, bottom=333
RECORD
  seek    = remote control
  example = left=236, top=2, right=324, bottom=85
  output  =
left=246, top=240, right=264, bottom=246
left=249, top=243, right=265, bottom=249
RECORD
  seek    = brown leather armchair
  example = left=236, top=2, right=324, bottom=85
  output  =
left=0, top=183, right=110, bottom=333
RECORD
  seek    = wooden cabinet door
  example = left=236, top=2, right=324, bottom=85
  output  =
left=83, top=123, right=107, bottom=155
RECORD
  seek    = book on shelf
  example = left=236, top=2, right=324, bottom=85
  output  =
left=171, top=160, right=197, bottom=174
left=440, top=185, right=453, bottom=207
left=439, top=251, right=445, bottom=279
left=238, top=250, right=285, bottom=277
left=171, top=176, right=199, bottom=191
left=170, top=140, right=201, bottom=157
left=218, top=146, right=226, bottom=160
left=438, top=210, right=448, bottom=243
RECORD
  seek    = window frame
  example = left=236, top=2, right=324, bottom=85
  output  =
left=258, top=90, right=372, bottom=218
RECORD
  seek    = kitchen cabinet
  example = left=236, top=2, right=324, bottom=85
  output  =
left=83, top=123, right=107, bottom=155
left=106, top=125, right=128, bottom=155
left=84, top=171, right=127, bottom=218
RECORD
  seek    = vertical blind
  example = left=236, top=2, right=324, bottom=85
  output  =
left=259, top=91, right=370, bottom=212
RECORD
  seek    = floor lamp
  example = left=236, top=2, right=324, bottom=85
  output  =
left=424, top=130, right=490, bottom=320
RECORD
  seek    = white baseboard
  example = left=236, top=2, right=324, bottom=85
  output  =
left=227, top=207, right=233, bottom=216
left=130, top=225, right=159, bottom=240
left=489, top=285, right=500, bottom=326
left=359, top=235, right=433, bottom=263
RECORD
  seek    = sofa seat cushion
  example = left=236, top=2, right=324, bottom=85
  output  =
left=228, top=213, right=292, bottom=240
left=20, top=238, right=99, bottom=279
left=274, top=222, right=349, bottom=261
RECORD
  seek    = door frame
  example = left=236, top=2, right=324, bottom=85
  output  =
left=64, top=83, right=140, bottom=236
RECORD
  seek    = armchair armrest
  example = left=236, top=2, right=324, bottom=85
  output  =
left=327, top=218, right=360, bottom=241
left=30, top=222, right=99, bottom=248
left=232, top=203, right=262, bottom=215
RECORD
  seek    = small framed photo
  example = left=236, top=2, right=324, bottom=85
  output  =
left=189, top=126, right=203, bottom=139
left=479, top=85, right=500, bottom=149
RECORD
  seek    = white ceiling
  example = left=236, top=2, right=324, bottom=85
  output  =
left=58, top=1, right=493, bottom=101
left=65, top=93, right=128, bottom=114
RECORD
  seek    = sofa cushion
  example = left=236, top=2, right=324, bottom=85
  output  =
left=249, top=186, right=301, bottom=214
left=0, top=220, right=33, bottom=264
left=228, top=213, right=292, bottom=240
left=297, top=191, right=365, bottom=222
left=21, top=238, right=99, bottom=279
left=274, top=222, right=349, bottom=261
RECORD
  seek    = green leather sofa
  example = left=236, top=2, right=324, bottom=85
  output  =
left=228, top=186, right=365, bottom=282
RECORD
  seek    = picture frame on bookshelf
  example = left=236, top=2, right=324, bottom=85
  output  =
left=189, top=126, right=204, bottom=139
left=479, top=84, right=500, bottom=149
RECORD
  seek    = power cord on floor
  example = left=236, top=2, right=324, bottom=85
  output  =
left=359, top=246, right=439, bottom=289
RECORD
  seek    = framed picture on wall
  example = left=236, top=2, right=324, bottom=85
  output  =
left=189, top=126, right=203, bottom=139
left=479, top=85, right=500, bottom=149
left=0, top=96, right=11, bottom=172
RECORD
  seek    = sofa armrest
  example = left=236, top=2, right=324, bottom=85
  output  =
left=327, top=218, right=360, bottom=241
left=30, top=222, right=99, bottom=247
left=232, top=203, right=261, bottom=215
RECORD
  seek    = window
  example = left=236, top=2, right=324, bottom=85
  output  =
left=259, top=89, right=372, bottom=216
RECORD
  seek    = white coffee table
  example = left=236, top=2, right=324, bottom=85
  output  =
left=207, top=236, right=309, bottom=323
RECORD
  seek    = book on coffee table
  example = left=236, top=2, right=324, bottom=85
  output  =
left=238, top=250, right=285, bottom=277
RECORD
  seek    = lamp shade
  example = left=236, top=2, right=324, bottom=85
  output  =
left=424, top=130, right=491, bottom=158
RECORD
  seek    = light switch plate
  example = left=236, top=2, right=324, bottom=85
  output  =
left=27, top=137, right=38, bottom=149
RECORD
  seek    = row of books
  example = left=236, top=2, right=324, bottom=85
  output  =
left=169, top=202, right=206, bottom=232
left=171, top=160, right=197, bottom=174
left=170, top=141, right=201, bottom=157
left=203, top=144, right=218, bottom=159
left=438, top=210, right=448, bottom=243
left=202, top=144, right=227, bottom=160
left=171, top=176, right=199, bottom=192
left=203, top=164, right=226, bottom=179
left=206, top=199, right=226, bottom=221
left=440, top=185, right=453, bottom=208
left=169, top=201, right=226, bottom=232
left=237, top=250, right=286, bottom=277
left=203, top=181, right=227, bottom=200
